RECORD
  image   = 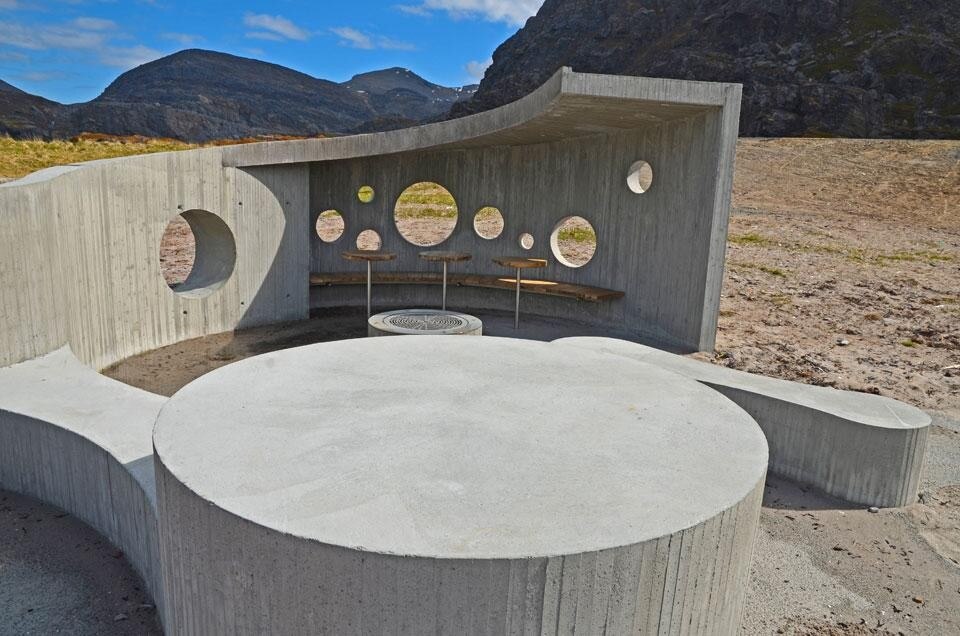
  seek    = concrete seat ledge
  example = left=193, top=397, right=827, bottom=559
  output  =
left=554, top=337, right=930, bottom=508
left=0, top=346, right=165, bottom=613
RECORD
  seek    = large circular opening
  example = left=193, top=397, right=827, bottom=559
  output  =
left=551, top=216, right=597, bottom=268
left=627, top=160, right=654, bottom=194
left=394, top=182, right=458, bottom=247
left=474, top=206, right=504, bottom=240
left=316, top=209, right=345, bottom=243
left=159, top=210, right=236, bottom=298
left=356, top=229, right=382, bottom=251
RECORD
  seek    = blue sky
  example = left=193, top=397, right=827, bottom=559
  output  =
left=0, top=1, right=545, bottom=104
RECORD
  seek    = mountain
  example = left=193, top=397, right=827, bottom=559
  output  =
left=0, top=80, right=66, bottom=139
left=1, top=50, right=477, bottom=141
left=344, top=67, right=477, bottom=124
left=452, top=0, right=960, bottom=139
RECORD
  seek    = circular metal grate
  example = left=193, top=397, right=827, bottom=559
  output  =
left=385, top=313, right=468, bottom=331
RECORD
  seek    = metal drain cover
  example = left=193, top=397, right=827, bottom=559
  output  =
left=368, top=309, right=482, bottom=337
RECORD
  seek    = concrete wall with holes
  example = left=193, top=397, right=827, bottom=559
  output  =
left=0, top=153, right=309, bottom=370
left=0, top=68, right=740, bottom=369
left=309, top=109, right=733, bottom=350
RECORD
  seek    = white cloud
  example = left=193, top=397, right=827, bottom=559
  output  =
left=0, top=17, right=162, bottom=71
left=398, top=0, right=543, bottom=26
left=101, top=44, right=163, bottom=69
left=0, top=0, right=20, bottom=9
left=331, top=27, right=415, bottom=51
left=71, top=17, right=117, bottom=31
left=243, top=13, right=310, bottom=41
left=162, top=32, right=203, bottom=46
left=465, top=58, right=491, bottom=81
left=18, top=70, right=65, bottom=82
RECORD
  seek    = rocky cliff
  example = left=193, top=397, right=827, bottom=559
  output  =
left=453, top=0, right=960, bottom=139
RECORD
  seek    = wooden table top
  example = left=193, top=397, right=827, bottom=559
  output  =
left=418, top=250, right=473, bottom=263
left=493, top=256, right=548, bottom=269
left=341, top=250, right=397, bottom=263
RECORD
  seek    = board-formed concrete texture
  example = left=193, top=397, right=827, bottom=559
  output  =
left=153, top=337, right=768, bottom=634
left=0, top=68, right=932, bottom=634
left=368, top=309, right=483, bottom=336
left=0, top=68, right=742, bottom=368
left=555, top=338, right=930, bottom=508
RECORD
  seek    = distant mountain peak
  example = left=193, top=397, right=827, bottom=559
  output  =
left=0, top=49, right=476, bottom=141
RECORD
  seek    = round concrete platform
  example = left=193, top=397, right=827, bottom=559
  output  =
left=368, top=309, right=482, bottom=337
left=153, top=337, right=768, bottom=634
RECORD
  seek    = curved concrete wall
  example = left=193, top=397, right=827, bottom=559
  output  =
left=555, top=337, right=930, bottom=508
left=0, top=348, right=165, bottom=612
left=0, top=69, right=742, bottom=371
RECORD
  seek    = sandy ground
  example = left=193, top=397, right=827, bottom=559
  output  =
left=0, top=490, right=161, bottom=635
left=705, top=139, right=960, bottom=422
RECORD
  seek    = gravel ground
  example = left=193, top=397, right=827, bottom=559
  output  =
left=743, top=432, right=960, bottom=634
left=0, top=490, right=161, bottom=635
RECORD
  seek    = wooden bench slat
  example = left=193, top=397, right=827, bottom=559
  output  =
left=309, top=272, right=624, bottom=303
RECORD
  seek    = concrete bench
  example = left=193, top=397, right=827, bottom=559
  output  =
left=310, top=272, right=625, bottom=303
left=554, top=337, right=930, bottom=508
left=0, top=347, right=165, bottom=613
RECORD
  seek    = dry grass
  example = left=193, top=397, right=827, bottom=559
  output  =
left=0, top=133, right=326, bottom=182
left=0, top=135, right=197, bottom=180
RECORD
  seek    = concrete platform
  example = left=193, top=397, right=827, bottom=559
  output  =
left=153, top=337, right=768, bottom=634
left=368, top=309, right=483, bottom=337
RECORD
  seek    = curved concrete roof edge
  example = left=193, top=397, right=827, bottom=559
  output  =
left=219, top=68, right=742, bottom=169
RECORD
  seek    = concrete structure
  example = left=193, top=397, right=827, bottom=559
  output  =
left=0, top=347, right=165, bottom=616
left=368, top=309, right=483, bottom=336
left=555, top=338, right=930, bottom=508
left=0, top=68, right=931, bottom=634
left=0, top=68, right=742, bottom=369
left=153, top=337, right=768, bottom=634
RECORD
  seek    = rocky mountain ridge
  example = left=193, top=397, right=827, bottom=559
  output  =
left=453, top=0, right=960, bottom=139
left=0, top=50, right=476, bottom=141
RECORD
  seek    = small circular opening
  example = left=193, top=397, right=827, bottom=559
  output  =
left=519, top=233, right=535, bottom=250
left=358, top=186, right=375, bottom=203
left=474, top=206, right=504, bottom=240
left=316, top=209, right=345, bottom=243
left=394, top=182, right=459, bottom=247
left=627, top=160, right=654, bottom=194
left=357, top=229, right=382, bottom=251
left=159, top=210, right=236, bottom=298
left=551, top=216, right=597, bottom=268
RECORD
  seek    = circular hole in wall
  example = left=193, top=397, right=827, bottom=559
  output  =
left=551, top=216, right=597, bottom=268
left=159, top=210, right=236, bottom=298
left=394, top=182, right=458, bottom=247
left=356, top=229, right=382, bottom=251
left=316, top=209, right=345, bottom=243
left=358, top=186, right=375, bottom=203
left=627, top=160, right=654, bottom=194
left=519, top=233, right=535, bottom=250
left=474, top=206, right=504, bottom=240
